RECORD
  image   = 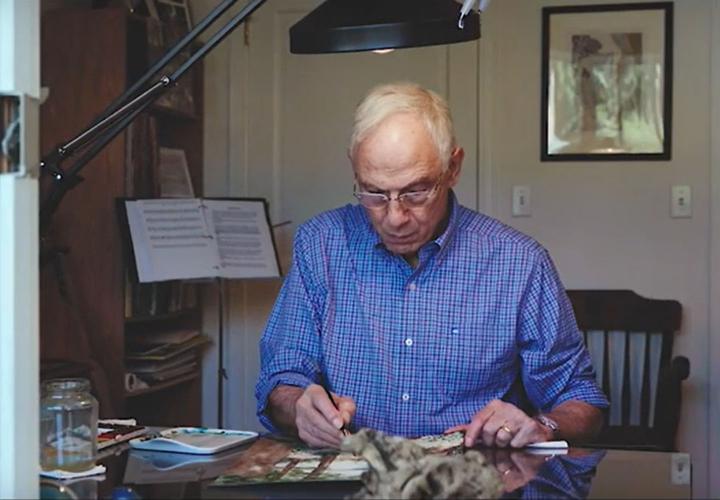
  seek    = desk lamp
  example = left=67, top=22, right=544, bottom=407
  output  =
left=39, top=0, right=482, bottom=225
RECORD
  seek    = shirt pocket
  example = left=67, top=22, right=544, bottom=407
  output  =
left=429, top=321, right=518, bottom=403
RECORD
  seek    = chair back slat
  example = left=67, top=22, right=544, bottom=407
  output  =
left=566, top=289, right=685, bottom=451
left=586, top=329, right=605, bottom=389
left=628, top=332, right=646, bottom=426
left=607, top=330, right=626, bottom=426
left=648, top=332, right=663, bottom=428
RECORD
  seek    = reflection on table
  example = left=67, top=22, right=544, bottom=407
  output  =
left=41, top=437, right=692, bottom=499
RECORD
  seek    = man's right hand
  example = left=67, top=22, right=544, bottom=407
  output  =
left=295, top=384, right=356, bottom=448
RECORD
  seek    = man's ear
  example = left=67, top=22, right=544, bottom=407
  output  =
left=447, top=147, right=464, bottom=187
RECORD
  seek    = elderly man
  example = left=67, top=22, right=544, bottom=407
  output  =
left=255, top=82, right=608, bottom=449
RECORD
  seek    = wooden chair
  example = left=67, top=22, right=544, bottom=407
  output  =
left=566, top=290, right=689, bottom=451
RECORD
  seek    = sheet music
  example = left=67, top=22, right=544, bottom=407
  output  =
left=125, top=199, right=218, bottom=282
left=124, top=198, right=280, bottom=282
left=203, top=199, right=280, bottom=279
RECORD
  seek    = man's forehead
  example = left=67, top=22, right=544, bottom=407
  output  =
left=355, top=170, right=438, bottom=191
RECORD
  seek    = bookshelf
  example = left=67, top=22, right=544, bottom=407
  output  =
left=40, top=6, right=205, bottom=426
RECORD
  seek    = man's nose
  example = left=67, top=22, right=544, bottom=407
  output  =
left=385, top=199, right=410, bottom=226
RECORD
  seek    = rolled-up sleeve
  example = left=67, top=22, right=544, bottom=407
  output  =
left=255, top=226, right=325, bottom=433
left=518, top=250, right=609, bottom=412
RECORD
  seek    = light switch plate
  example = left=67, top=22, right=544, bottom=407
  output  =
left=512, top=185, right=531, bottom=217
left=671, top=185, right=692, bottom=218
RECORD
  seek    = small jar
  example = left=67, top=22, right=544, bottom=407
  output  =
left=40, top=378, right=99, bottom=472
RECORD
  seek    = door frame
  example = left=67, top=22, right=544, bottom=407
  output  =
left=708, top=3, right=720, bottom=497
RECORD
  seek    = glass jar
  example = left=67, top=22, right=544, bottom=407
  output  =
left=40, top=378, right=98, bottom=472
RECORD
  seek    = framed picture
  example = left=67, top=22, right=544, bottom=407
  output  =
left=541, top=3, right=673, bottom=161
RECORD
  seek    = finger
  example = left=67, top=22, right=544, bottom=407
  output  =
left=298, top=399, right=346, bottom=446
left=510, top=452, right=546, bottom=478
left=308, top=385, right=344, bottom=429
left=336, top=396, right=357, bottom=427
left=444, top=424, right=468, bottom=434
left=494, top=424, right=515, bottom=448
left=494, top=456, right=514, bottom=475
left=297, top=421, right=343, bottom=448
left=509, top=420, right=546, bottom=448
left=483, top=416, right=521, bottom=448
left=297, top=390, right=343, bottom=437
left=481, top=417, right=502, bottom=447
left=295, top=400, right=343, bottom=448
left=465, top=408, right=494, bottom=447
left=480, top=402, right=530, bottom=447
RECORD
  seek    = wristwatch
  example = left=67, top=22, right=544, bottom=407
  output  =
left=535, top=414, right=560, bottom=437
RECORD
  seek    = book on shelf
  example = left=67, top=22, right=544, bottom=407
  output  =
left=126, top=350, right=196, bottom=375
left=138, top=361, right=198, bottom=383
left=125, top=113, right=158, bottom=198
left=157, top=147, right=194, bottom=198
left=127, top=328, right=201, bottom=346
left=125, top=280, right=190, bottom=319
left=126, top=334, right=208, bottom=362
left=125, top=334, right=207, bottom=390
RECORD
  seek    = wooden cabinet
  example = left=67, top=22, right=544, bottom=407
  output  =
left=40, top=6, right=204, bottom=426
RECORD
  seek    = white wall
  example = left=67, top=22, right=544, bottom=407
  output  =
left=482, top=0, right=714, bottom=496
left=200, top=0, right=718, bottom=496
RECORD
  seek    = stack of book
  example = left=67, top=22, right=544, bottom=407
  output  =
left=124, top=278, right=198, bottom=319
left=125, top=329, right=208, bottom=391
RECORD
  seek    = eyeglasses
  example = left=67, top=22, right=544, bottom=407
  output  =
left=353, top=176, right=444, bottom=210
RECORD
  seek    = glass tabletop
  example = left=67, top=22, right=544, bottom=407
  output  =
left=40, top=439, right=692, bottom=499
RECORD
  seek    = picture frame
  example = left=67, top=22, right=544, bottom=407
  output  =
left=541, top=3, right=673, bottom=161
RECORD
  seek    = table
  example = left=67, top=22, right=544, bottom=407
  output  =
left=40, top=438, right=692, bottom=499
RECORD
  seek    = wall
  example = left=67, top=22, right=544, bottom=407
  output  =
left=199, top=0, right=717, bottom=496
left=482, top=0, right=713, bottom=496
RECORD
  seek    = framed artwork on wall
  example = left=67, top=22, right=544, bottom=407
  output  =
left=541, top=2, right=673, bottom=161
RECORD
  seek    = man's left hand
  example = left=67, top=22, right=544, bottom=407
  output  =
left=444, top=399, right=552, bottom=448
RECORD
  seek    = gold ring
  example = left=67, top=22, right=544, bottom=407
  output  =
left=500, top=424, right=513, bottom=435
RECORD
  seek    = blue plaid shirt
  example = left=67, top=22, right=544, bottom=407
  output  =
left=256, top=193, right=608, bottom=436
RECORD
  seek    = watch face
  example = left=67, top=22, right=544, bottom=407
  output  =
left=538, top=415, right=559, bottom=431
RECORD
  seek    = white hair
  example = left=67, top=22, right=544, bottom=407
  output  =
left=349, top=82, right=456, bottom=170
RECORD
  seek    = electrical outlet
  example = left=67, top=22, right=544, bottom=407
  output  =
left=671, top=185, right=692, bottom=218
left=671, top=453, right=691, bottom=485
left=512, top=185, right=531, bottom=217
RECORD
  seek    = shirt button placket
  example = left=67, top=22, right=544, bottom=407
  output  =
left=401, top=280, right=417, bottom=415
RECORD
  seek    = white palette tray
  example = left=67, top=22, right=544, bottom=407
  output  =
left=129, top=427, right=258, bottom=455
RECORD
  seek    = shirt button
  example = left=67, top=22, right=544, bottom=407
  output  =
left=401, top=393, right=410, bottom=402
left=404, top=338, right=413, bottom=347
left=408, top=282, right=417, bottom=291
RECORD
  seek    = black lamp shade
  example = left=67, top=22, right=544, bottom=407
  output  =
left=290, top=0, right=480, bottom=54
